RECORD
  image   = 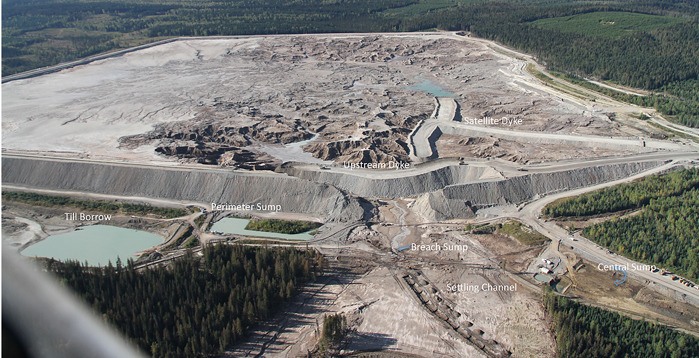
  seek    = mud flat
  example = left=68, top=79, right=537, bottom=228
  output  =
left=2, top=32, right=656, bottom=168
left=1, top=156, right=365, bottom=222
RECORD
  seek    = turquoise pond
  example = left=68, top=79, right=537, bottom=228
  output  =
left=21, top=225, right=162, bottom=266
left=408, top=79, right=455, bottom=97
left=209, top=218, right=314, bottom=241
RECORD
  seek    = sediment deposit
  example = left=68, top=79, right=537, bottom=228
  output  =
left=3, top=32, right=698, bottom=358
left=3, top=33, right=655, bottom=167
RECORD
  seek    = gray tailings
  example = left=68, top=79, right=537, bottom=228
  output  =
left=2, top=157, right=364, bottom=222
left=3, top=157, right=664, bottom=222
left=283, top=164, right=499, bottom=198
left=414, top=161, right=664, bottom=220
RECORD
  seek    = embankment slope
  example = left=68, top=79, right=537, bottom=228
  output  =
left=2, top=157, right=364, bottom=222
left=283, top=164, right=501, bottom=198
left=414, top=161, right=665, bottom=220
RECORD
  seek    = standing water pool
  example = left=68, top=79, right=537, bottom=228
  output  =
left=21, top=225, right=162, bottom=266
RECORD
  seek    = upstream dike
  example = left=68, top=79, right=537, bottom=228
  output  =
left=1, top=157, right=364, bottom=222
left=285, top=161, right=663, bottom=201
left=414, top=160, right=665, bottom=220
left=2, top=157, right=664, bottom=222
left=282, top=164, right=500, bottom=198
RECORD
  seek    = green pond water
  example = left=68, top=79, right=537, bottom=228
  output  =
left=408, top=79, right=455, bottom=97
left=209, top=218, right=314, bottom=241
left=534, top=273, right=568, bottom=293
left=534, top=273, right=552, bottom=283
left=21, top=225, right=162, bottom=266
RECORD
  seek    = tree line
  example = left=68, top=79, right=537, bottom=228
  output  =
left=318, top=313, right=348, bottom=355
left=2, top=191, right=188, bottom=218
left=47, top=245, right=325, bottom=357
left=543, top=168, right=699, bottom=281
left=544, top=290, right=699, bottom=357
left=558, top=73, right=699, bottom=127
left=543, top=168, right=699, bottom=217
left=584, top=189, right=699, bottom=281
left=245, top=218, right=322, bottom=234
left=3, top=1, right=699, bottom=126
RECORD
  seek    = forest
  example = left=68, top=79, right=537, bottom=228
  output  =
left=543, top=168, right=699, bottom=217
left=1, top=191, right=188, bottom=218
left=245, top=218, right=322, bottom=234
left=47, top=245, right=325, bottom=357
left=544, top=168, right=699, bottom=281
left=318, top=313, right=348, bottom=354
left=544, top=290, right=699, bottom=357
left=2, top=1, right=698, bottom=126
left=583, top=189, right=699, bottom=281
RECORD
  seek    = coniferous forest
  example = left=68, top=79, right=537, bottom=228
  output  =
left=2, top=191, right=188, bottom=218
left=544, top=291, right=699, bottom=357
left=544, top=168, right=699, bottom=217
left=3, top=1, right=699, bottom=126
left=544, top=168, right=699, bottom=281
left=245, top=218, right=322, bottom=235
left=583, top=189, right=699, bottom=281
left=47, top=245, right=324, bottom=357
